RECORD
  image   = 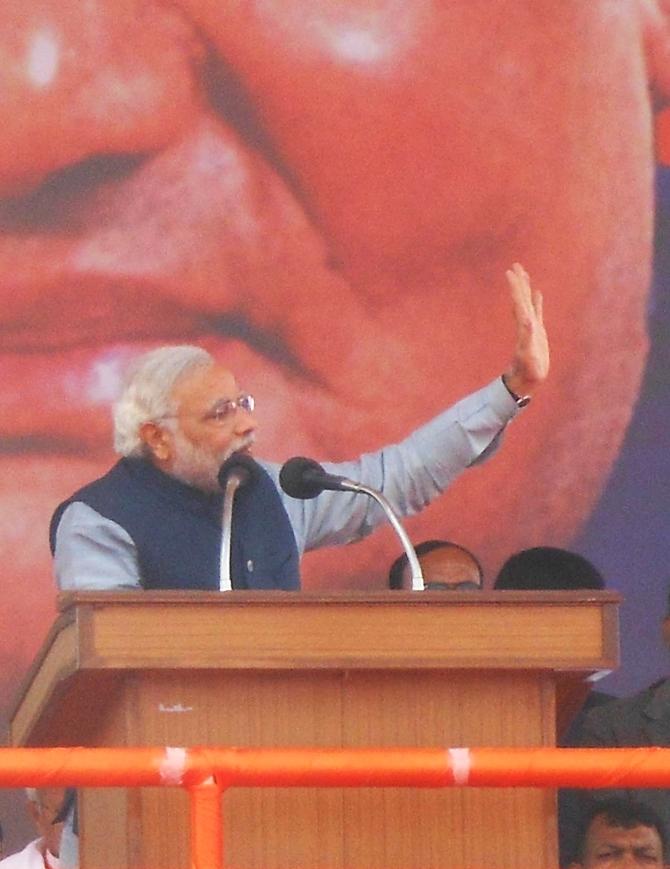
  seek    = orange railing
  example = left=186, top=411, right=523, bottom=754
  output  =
left=3, top=745, right=670, bottom=869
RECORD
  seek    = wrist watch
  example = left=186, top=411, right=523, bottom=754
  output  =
left=501, top=375, right=532, bottom=408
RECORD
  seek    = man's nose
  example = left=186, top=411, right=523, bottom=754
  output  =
left=234, top=405, right=257, bottom=434
left=0, top=0, right=202, bottom=195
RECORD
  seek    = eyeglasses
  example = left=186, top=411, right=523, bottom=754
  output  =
left=202, top=393, right=255, bottom=423
left=157, top=393, right=255, bottom=425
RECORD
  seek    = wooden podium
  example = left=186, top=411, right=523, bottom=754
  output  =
left=10, top=590, right=619, bottom=868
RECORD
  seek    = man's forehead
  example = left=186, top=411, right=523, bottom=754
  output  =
left=587, top=816, right=663, bottom=852
left=401, top=545, right=481, bottom=586
left=418, top=547, right=480, bottom=576
left=35, top=787, right=66, bottom=809
left=420, top=546, right=477, bottom=568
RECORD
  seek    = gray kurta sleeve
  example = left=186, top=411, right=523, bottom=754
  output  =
left=266, top=376, right=519, bottom=553
left=54, top=501, right=142, bottom=590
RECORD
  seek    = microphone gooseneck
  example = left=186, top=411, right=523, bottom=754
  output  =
left=279, top=455, right=425, bottom=590
left=218, top=452, right=261, bottom=591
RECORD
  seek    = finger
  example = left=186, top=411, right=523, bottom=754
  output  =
left=532, top=289, right=544, bottom=325
left=509, top=263, right=531, bottom=296
left=506, top=272, right=525, bottom=327
left=506, top=265, right=533, bottom=320
left=511, top=262, right=531, bottom=286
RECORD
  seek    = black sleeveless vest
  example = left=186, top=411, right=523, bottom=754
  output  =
left=50, top=458, right=300, bottom=590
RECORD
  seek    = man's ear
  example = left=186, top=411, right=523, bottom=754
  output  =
left=641, top=0, right=670, bottom=161
left=139, top=421, right=172, bottom=463
left=641, top=0, right=670, bottom=108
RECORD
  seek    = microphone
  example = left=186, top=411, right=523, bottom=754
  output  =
left=218, top=451, right=260, bottom=489
left=218, top=452, right=260, bottom=591
left=279, top=456, right=361, bottom=499
left=279, top=456, right=425, bottom=591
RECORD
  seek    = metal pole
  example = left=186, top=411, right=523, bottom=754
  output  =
left=189, top=777, right=223, bottom=869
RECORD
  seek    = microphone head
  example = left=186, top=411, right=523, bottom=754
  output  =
left=279, top=456, right=328, bottom=499
left=217, top=452, right=261, bottom=490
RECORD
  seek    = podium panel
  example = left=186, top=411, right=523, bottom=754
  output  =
left=10, top=590, right=619, bottom=869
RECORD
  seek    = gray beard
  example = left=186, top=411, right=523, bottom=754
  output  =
left=169, top=433, right=250, bottom=493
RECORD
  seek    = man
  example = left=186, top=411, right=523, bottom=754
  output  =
left=571, top=585, right=670, bottom=857
left=569, top=799, right=669, bottom=868
left=493, top=546, right=612, bottom=864
left=578, top=679, right=670, bottom=846
left=0, top=789, right=65, bottom=869
left=51, top=264, right=547, bottom=590
left=388, top=539, right=484, bottom=591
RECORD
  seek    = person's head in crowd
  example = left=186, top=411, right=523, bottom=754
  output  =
left=389, top=540, right=484, bottom=591
left=494, top=547, right=605, bottom=591
left=0, top=0, right=669, bottom=700
left=113, top=345, right=257, bottom=493
left=569, top=798, right=669, bottom=868
left=24, top=787, right=66, bottom=861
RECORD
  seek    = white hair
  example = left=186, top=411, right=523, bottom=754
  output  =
left=113, top=345, right=214, bottom=457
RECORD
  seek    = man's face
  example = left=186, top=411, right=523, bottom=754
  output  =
left=28, top=788, right=66, bottom=858
left=148, top=365, right=257, bottom=492
left=0, top=0, right=666, bottom=699
left=574, top=816, right=667, bottom=868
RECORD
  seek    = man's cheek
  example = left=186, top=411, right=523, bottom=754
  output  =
left=641, top=0, right=670, bottom=110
